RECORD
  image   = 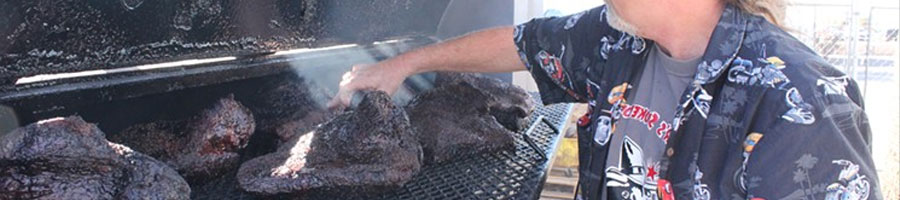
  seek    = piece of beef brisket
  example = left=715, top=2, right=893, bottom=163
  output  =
left=110, top=95, right=255, bottom=182
left=0, top=116, right=191, bottom=200
left=434, top=72, right=535, bottom=132
left=406, top=82, right=516, bottom=165
left=237, top=90, right=421, bottom=197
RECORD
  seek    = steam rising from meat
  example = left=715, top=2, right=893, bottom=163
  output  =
left=240, top=74, right=333, bottom=144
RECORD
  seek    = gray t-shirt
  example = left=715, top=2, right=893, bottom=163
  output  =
left=603, top=45, right=700, bottom=198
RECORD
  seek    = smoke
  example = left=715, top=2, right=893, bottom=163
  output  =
left=280, top=38, right=439, bottom=107
left=0, top=105, right=18, bottom=135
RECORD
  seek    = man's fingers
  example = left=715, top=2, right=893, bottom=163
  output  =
left=331, top=71, right=355, bottom=109
left=330, top=64, right=379, bottom=110
left=327, top=99, right=345, bottom=110
left=340, top=72, right=354, bottom=85
left=328, top=83, right=354, bottom=110
left=327, top=91, right=350, bottom=110
left=326, top=98, right=341, bottom=110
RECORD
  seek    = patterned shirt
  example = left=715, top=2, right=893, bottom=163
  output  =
left=514, top=5, right=883, bottom=200
left=597, top=44, right=700, bottom=200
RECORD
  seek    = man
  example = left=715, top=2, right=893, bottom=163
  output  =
left=329, top=0, right=883, bottom=199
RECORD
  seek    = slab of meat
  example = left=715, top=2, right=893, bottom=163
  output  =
left=434, top=72, right=535, bottom=132
left=237, top=90, right=422, bottom=197
left=274, top=110, right=334, bottom=144
left=0, top=116, right=191, bottom=200
left=110, top=95, right=255, bottom=182
left=406, top=81, right=516, bottom=165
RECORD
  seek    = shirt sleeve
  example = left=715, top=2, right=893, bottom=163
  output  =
left=513, top=6, right=608, bottom=105
left=741, top=78, right=882, bottom=199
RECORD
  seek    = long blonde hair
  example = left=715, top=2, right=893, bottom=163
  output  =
left=725, top=0, right=788, bottom=28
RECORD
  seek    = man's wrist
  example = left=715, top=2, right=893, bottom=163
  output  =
left=391, top=53, right=427, bottom=77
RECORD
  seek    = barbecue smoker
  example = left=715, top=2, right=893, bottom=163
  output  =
left=0, top=0, right=573, bottom=199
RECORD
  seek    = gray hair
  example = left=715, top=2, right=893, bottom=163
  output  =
left=725, top=0, right=788, bottom=28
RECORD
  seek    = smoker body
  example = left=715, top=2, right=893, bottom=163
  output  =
left=0, top=1, right=571, bottom=199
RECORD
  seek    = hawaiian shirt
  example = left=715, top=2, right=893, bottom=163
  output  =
left=514, top=5, right=883, bottom=200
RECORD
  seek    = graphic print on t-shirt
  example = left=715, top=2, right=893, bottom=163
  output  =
left=605, top=136, right=659, bottom=200
left=593, top=73, right=682, bottom=200
left=617, top=103, right=673, bottom=143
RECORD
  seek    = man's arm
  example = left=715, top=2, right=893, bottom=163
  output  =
left=328, top=27, right=525, bottom=108
left=331, top=6, right=612, bottom=108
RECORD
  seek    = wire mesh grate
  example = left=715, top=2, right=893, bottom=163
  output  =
left=375, top=97, right=572, bottom=200
left=193, top=94, right=573, bottom=200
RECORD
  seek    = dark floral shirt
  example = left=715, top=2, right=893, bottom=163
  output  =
left=514, top=5, right=883, bottom=200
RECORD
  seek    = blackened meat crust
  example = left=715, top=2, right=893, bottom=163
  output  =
left=110, top=95, right=255, bottom=182
left=237, top=90, right=421, bottom=197
left=434, top=72, right=535, bottom=132
left=0, top=116, right=191, bottom=200
left=406, top=82, right=516, bottom=165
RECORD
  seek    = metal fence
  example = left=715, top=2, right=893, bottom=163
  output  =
left=786, top=2, right=900, bottom=95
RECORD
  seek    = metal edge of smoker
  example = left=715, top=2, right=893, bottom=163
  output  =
left=0, top=36, right=436, bottom=126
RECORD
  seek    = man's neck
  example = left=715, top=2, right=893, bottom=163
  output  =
left=646, top=2, right=725, bottom=60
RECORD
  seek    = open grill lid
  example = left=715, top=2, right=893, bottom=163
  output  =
left=0, top=0, right=462, bottom=133
left=0, top=0, right=517, bottom=133
left=0, top=0, right=452, bottom=90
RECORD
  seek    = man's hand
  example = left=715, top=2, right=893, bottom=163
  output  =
left=327, top=63, right=411, bottom=110
left=326, top=27, right=525, bottom=109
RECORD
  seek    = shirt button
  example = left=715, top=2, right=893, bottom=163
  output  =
left=666, top=148, right=675, bottom=156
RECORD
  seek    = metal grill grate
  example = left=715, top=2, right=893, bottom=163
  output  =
left=193, top=95, right=574, bottom=200
left=376, top=101, right=572, bottom=200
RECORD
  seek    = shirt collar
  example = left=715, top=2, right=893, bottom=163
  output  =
left=692, top=4, right=750, bottom=86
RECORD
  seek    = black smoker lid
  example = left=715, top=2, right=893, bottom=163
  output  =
left=0, top=0, right=451, bottom=90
